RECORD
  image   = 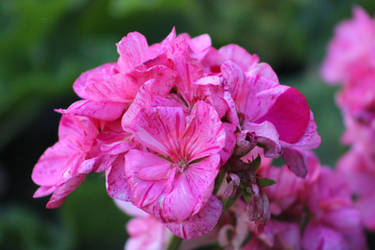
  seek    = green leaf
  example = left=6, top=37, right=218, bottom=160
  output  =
left=250, top=155, right=261, bottom=171
left=258, top=178, right=276, bottom=188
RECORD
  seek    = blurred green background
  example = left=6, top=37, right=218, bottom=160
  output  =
left=1, top=0, right=375, bottom=249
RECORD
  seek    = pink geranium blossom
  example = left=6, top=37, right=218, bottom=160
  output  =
left=123, top=101, right=225, bottom=238
left=32, top=114, right=99, bottom=208
left=31, top=28, right=327, bottom=246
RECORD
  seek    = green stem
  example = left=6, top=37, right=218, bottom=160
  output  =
left=166, top=235, right=183, bottom=250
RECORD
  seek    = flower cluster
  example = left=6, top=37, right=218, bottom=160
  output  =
left=32, top=28, right=334, bottom=248
left=322, top=6, right=375, bottom=231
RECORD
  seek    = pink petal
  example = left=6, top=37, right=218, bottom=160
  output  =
left=162, top=174, right=196, bottom=222
left=126, top=106, right=186, bottom=158
left=73, top=63, right=119, bottom=100
left=125, top=150, right=171, bottom=208
left=166, top=196, right=222, bottom=239
left=32, top=140, right=84, bottom=186
left=33, top=186, right=56, bottom=198
left=183, top=101, right=225, bottom=161
left=66, top=100, right=126, bottom=121
left=106, top=156, right=131, bottom=201
left=184, top=155, right=221, bottom=214
left=46, top=174, right=86, bottom=209
left=117, top=32, right=150, bottom=73
left=219, top=44, right=259, bottom=72
left=257, top=87, right=310, bottom=144
left=189, top=34, right=211, bottom=54
left=302, top=223, right=347, bottom=250
left=243, top=121, right=281, bottom=158
left=58, top=113, right=98, bottom=145
left=281, top=147, right=307, bottom=178
left=219, top=123, right=236, bottom=164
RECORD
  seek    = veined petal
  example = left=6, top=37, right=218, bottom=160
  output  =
left=127, top=106, right=186, bottom=158
left=32, top=140, right=84, bottom=186
left=125, top=150, right=171, bottom=208
left=183, top=101, right=225, bottom=161
left=166, top=196, right=222, bottom=239
left=46, top=174, right=86, bottom=209
left=65, top=100, right=126, bottom=121
left=106, top=156, right=131, bottom=201
left=117, top=32, right=150, bottom=73
left=256, top=87, right=310, bottom=144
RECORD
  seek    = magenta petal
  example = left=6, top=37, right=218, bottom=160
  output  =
left=184, top=155, right=220, bottom=214
left=117, top=32, right=149, bottom=73
left=33, top=186, right=56, bottom=198
left=243, top=121, right=281, bottom=158
left=219, top=44, right=259, bottom=72
left=106, top=156, right=131, bottom=201
left=127, top=106, right=186, bottom=157
left=257, top=87, right=310, bottom=144
left=281, top=147, right=307, bottom=178
left=184, top=101, right=225, bottom=160
left=302, top=223, right=347, bottom=250
left=66, top=100, right=126, bottom=121
left=73, top=63, right=118, bottom=100
left=125, top=150, right=171, bottom=208
left=58, top=114, right=98, bottom=145
left=162, top=174, right=196, bottom=222
left=166, top=196, right=222, bottom=239
left=46, top=174, right=86, bottom=209
left=32, top=140, right=83, bottom=186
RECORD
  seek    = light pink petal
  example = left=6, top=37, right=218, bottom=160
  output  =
left=291, top=111, right=321, bottom=150
left=162, top=174, right=196, bottom=222
left=32, top=140, right=84, bottom=186
left=256, top=87, right=310, bottom=144
left=261, top=165, right=303, bottom=215
left=243, top=121, right=281, bottom=158
left=129, top=64, right=176, bottom=96
left=302, top=223, right=347, bottom=250
left=189, top=34, right=211, bottom=54
left=33, top=186, right=56, bottom=198
left=183, top=101, right=225, bottom=160
left=125, top=150, right=171, bottom=208
left=281, top=146, right=307, bottom=178
left=194, top=75, right=222, bottom=86
left=127, top=106, right=186, bottom=158
left=106, top=156, right=131, bottom=201
left=219, top=123, right=236, bottom=164
left=323, top=207, right=362, bottom=233
left=117, top=32, right=149, bottom=73
left=73, top=63, right=119, bottom=100
left=125, top=216, right=170, bottom=250
left=219, top=44, right=259, bottom=72
left=57, top=113, right=98, bottom=145
left=122, top=80, right=185, bottom=130
left=114, top=200, right=148, bottom=217
left=66, top=100, right=126, bottom=121
left=166, top=196, right=222, bottom=239
left=357, top=195, right=375, bottom=230
left=184, top=155, right=220, bottom=214
left=247, top=62, right=279, bottom=83
left=46, top=174, right=86, bottom=209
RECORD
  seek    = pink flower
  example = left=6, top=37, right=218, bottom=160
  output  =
left=338, top=147, right=375, bottom=230
left=123, top=101, right=225, bottom=238
left=115, top=200, right=172, bottom=250
left=321, top=6, right=375, bottom=85
left=243, top=220, right=301, bottom=250
left=32, top=114, right=99, bottom=208
left=219, top=52, right=320, bottom=177
left=303, top=168, right=367, bottom=250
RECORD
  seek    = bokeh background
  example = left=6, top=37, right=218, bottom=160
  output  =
left=1, top=0, right=375, bottom=249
